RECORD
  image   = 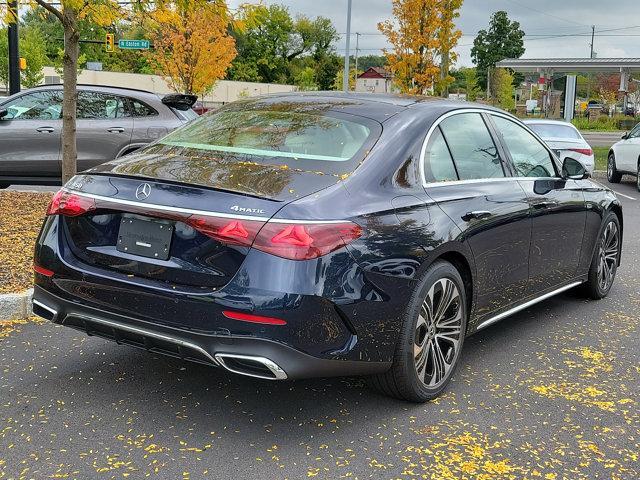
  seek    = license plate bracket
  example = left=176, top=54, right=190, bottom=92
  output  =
left=117, top=217, right=173, bottom=260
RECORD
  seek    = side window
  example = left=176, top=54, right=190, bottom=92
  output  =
left=1, top=91, right=62, bottom=120
left=77, top=92, right=128, bottom=119
left=492, top=115, right=557, bottom=178
left=629, top=124, right=640, bottom=138
left=440, top=113, right=504, bottom=180
left=424, top=126, right=458, bottom=183
left=131, top=99, right=158, bottom=117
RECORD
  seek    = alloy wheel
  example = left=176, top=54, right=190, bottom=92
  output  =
left=414, top=278, right=463, bottom=388
left=597, top=221, right=619, bottom=292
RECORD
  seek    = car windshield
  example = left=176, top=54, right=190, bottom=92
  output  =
left=527, top=123, right=582, bottom=140
left=154, top=109, right=372, bottom=163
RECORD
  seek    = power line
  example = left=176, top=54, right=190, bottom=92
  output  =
left=501, top=0, right=590, bottom=27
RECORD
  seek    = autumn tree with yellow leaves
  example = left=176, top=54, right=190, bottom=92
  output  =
left=378, top=0, right=463, bottom=95
left=145, top=0, right=238, bottom=95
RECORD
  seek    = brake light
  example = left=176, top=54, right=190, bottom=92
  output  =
left=46, top=190, right=96, bottom=216
left=186, top=215, right=264, bottom=247
left=223, top=310, right=287, bottom=326
left=253, top=222, right=362, bottom=260
left=569, top=148, right=593, bottom=156
left=188, top=216, right=361, bottom=260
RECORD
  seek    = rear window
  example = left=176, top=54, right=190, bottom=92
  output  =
left=157, top=110, right=373, bottom=162
left=527, top=123, right=582, bottom=140
left=172, top=108, right=199, bottom=122
left=120, top=107, right=380, bottom=201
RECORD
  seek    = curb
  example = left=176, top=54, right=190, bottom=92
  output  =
left=0, top=288, right=33, bottom=321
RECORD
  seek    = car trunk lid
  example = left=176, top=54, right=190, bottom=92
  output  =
left=57, top=174, right=282, bottom=290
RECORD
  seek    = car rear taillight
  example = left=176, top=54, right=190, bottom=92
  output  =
left=187, top=216, right=362, bottom=260
left=569, top=148, right=593, bottom=156
left=253, top=222, right=362, bottom=260
left=186, top=215, right=265, bottom=247
left=47, top=190, right=96, bottom=217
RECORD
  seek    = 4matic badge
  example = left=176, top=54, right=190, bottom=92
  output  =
left=230, top=205, right=265, bottom=214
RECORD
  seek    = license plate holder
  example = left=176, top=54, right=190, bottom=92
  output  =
left=117, top=217, right=173, bottom=260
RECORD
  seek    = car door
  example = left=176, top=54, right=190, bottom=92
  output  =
left=490, top=114, right=586, bottom=294
left=0, top=90, right=62, bottom=178
left=422, top=112, right=532, bottom=319
left=618, top=124, right=640, bottom=172
left=76, top=91, right=133, bottom=172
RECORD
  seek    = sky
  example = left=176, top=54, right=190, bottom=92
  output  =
left=228, top=0, right=640, bottom=67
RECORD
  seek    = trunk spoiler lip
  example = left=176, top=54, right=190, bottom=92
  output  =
left=60, top=187, right=346, bottom=225
left=161, top=93, right=198, bottom=111
left=85, top=171, right=282, bottom=202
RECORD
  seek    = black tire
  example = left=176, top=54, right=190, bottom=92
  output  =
left=636, top=159, right=640, bottom=192
left=584, top=211, right=621, bottom=300
left=607, top=153, right=622, bottom=183
left=368, top=260, right=467, bottom=402
left=0, top=183, right=8, bottom=190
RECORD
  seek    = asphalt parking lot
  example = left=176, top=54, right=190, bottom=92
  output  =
left=1, top=178, right=639, bottom=480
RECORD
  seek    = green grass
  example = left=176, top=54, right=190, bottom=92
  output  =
left=572, top=116, right=636, bottom=132
left=593, top=146, right=609, bottom=171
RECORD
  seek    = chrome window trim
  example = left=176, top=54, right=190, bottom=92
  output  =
left=475, top=281, right=582, bottom=331
left=419, top=108, right=561, bottom=188
left=61, top=188, right=345, bottom=224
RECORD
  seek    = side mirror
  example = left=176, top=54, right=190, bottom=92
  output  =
left=622, top=132, right=629, bottom=140
left=562, top=157, right=590, bottom=180
left=0, top=108, right=8, bottom=120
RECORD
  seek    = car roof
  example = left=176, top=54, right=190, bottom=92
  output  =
left=19, top=84, right=163, bottom=103
left=231, top=91, right=503, bottom=123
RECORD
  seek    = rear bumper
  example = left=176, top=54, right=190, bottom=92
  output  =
left=32, top=285, right=391, bottom=380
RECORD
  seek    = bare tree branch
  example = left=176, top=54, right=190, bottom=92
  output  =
left=33, top=0, right=64, bottom=24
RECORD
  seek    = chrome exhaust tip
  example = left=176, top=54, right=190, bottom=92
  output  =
left=215, top=353, right=287, bottom=380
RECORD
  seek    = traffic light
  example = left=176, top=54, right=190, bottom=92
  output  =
left=105, top=33, right=115, bottom=53
left=19, top=57, right=27, bottom=70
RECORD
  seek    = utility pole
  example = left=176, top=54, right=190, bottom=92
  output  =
left=342, top=0, right=352, bottom=92
left=354, top=32, right=360, bottom=91
left=589, top=25, right=595, bottom=59
left=7, top=0, right=20, bottom=95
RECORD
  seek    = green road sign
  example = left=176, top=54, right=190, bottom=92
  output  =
left=118, top=39, right=150, bottom=50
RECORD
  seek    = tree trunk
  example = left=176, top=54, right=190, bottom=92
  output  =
left=61, top=8, right=79, bottom=184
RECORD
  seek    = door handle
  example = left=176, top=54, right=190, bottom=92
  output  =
left=532, top=200, right=558, bottom=209
left=36, top=127, right=55, bottom=133
left=107, top=127, right=125, bottom=133
left=462, top=211, right=492, bottom=221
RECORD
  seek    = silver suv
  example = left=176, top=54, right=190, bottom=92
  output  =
left=0, top=85, right=198, bottom=188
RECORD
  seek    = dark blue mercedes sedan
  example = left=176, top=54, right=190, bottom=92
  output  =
left=32, top=93, right=622, bottom=402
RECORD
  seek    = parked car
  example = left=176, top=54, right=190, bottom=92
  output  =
left=32, top=93, right=622, bottom=402
left=607, top=122, right=640, bottom=191
left=0, top=85, right=198, bottom=188
left=524, top=119, right=594, bottom=173
left=192, top=101, right=211, bottom=116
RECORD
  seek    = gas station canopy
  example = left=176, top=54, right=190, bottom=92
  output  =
left=496, top=58, right=640, bottom=74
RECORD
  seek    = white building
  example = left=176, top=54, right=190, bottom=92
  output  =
left=11, top=67, right=297, bottom=106
left=355, top=67, right=395, bottom=94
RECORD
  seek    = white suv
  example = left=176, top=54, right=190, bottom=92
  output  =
left=607, top=122, right=640, bottom=191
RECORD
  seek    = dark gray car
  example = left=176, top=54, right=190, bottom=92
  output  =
left=0, top=85, right=197, bottom=188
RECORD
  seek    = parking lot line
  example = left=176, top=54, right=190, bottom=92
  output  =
left=611, top=190, right=637, bottom=201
